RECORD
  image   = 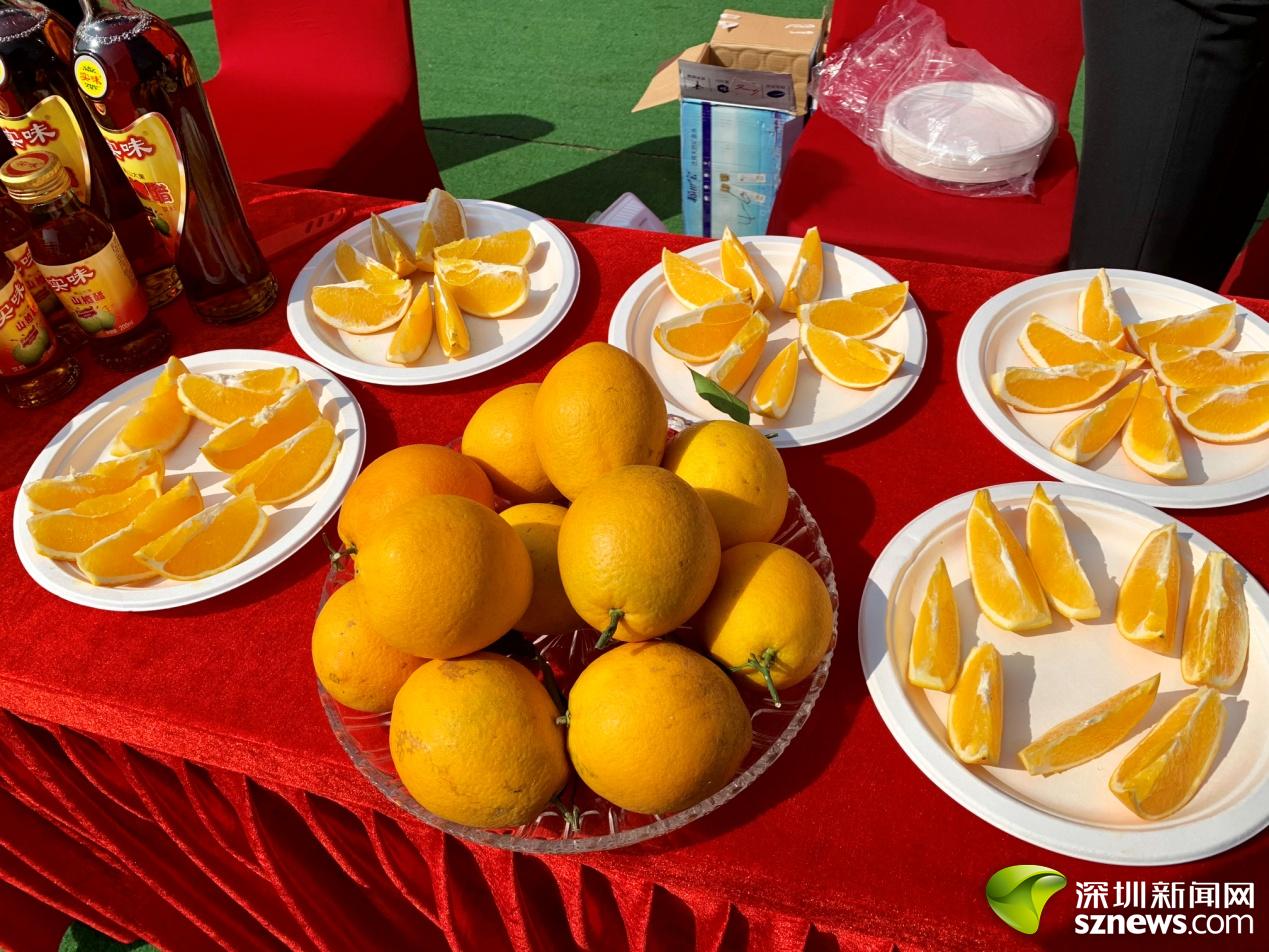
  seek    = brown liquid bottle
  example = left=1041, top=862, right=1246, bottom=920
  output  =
left=0, top=186, right=87, bottom=353
left=0, top=244, right=79, bottom=406
left=73, top=0, right=277, bottom=324
left=0, top=0, right=179, bottom=308
left=1, top=149, right=168, bottom=371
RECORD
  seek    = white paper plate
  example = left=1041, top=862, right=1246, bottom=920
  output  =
left=608, top=236, right=926, bottom=447
left=860, top=481, right=1269, bottom=865
left=287, top=199, right=579, bottom=386
left=959, top=269, right=1269, bottom=508
left=13, top=349, right=365, bottom=612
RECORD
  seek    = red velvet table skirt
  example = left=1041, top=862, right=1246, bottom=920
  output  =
left=1, top=184, right=1266, bottom=951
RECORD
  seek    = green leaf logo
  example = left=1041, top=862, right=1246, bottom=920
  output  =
left=985, top=865, right=1066, bottom=934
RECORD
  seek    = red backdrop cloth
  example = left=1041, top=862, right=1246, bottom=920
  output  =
left=0, top=184, right=1266, bottom=951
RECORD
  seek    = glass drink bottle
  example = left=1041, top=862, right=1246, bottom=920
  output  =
left=0, top=245, right=79, bottom=406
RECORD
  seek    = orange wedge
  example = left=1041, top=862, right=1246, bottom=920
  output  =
left=110, top=355, right=192, bottom=456
left=990, top=362, right=1126, bottom=413
left=177, top=373, right=287, bottom=428
left=719, top=226, right=775, bottom=310
left=797, top=282, right=909, bottom=339
left=779, top=226, right=823, bottom=313
left=25, top=449, right=163, bottom=513
left=652, top=299, right=752, bottom=363
left=435, top=228, right=534, bottom=267
left=1019, top=673, right=1160, bottom=776
left=310, top=278, right=411, bottom=335
left=662, top=248, right=741, bottom=308
left=1181, top=551, right=1249, bottom=690
left=68, top=470, right=163, bottom=517
left=387, top=285, right=434, bottom=364
left=1168, top=383, right=1269, bottom=443
left=334, top=241, right=398, bottom=284
left=749, top=340, right=800, bottom=419
left=414, top=188, right=467, bottom=271
left=27, top=472, right=162, bottom=559
left=947, top=643, right=1003, bottom=765
left=1122, top=373, right=1186, bottom=479
left=1051, top=378, right=1142, bottom=464
left=221, top=367, right=301, bottom=393
left=224, top=418, right=340, bottom=506
left=136, top=488, right=268, bottom=581
left=800, top=324, right=902, bottom=389
left=907, top=557, right=960, bottom=691
left=1076, top=268, right=1124, bottom=346
left=1019, top=314, right=1143, bottom=370
left=201, top=384, right=321, bottom=473
left=1109, top=687, right=1225, bottom=820
left=1150, top=344, right=1269, bottom=389
left=1026, top=484, right=1099, bottom=620
left=75, top=477, right=204, bottom=586
left=369, top=213, right=416, bottom=277
left=433, top=276, right=470, bottom=358
left=966, top=489, right=1051, bottom=632
left=433, top=258, right=528, bottom=318
left=1126, top=302, right=1238, bottom=353
left=709, top=312, right=769, bottom=392
left=1116, top=523, right=1180, bottom=654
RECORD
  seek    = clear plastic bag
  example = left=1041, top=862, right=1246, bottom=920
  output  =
left=811, top=0, right=1057, bottom=196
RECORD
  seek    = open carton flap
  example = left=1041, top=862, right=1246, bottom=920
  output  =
left=632, top=43, right=710, bottom=112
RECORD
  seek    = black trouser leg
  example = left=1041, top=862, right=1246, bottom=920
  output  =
left=1069, top=0, right=1269, bottom=289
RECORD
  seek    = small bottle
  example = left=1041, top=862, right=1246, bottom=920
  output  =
left=0, top=248, right=79, bottom=407
left=0, top=188, right=84, bottom=350
left=0, top=149, right=168, bottom=371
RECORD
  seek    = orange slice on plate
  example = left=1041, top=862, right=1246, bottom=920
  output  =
left=433, top=276, right=470, bottom=358
left=220, top=367, right=301, bottom=394
left=1076, top=268, right=1124, bottom=347
left=1181, top=551, right=1249, bottom=690
left=662, top=248, right=741, bottom=308
left=1168, top=382, right=1269, bottom=443
left=748, top=340, right=800, bottom=419
left=966, top=489, right=1051, bottom=632
left=946, top=642, right=1003, bottom=765
left=435, top=228, right=535, bottom=267
left=652, top=299, right=752, bottom=363
left=1109, top=686, right=1225, bottom=820
left=1126, top=302, right=1237, bottom=353
left=136, top=488, right=268, bottom=581
left=1150, top=343, right=1269, bottom=389
left=798, top=281, right=908, bottom=339
left=1019, top=314, right=1143, bottom=370
left=1050, top=377, right=1142, bottom=463
left=75, top=477, right=204, bottom=586
left=800, top=324, right=902, bottom=389
left=907, top=556, right=960, bottom=691
left=433, top=258, right=528, bottom=318
left=24, top=448, right=163, bottom=513
left=387, top=285, right=434, bottom=365
left=369, top=213, right=417, bottom=277
left=1122, top=372, right=1187, bottom=479
left=1019, top=673, right=1160, bottom=776
left=779, top=226, right=823, bottom=313
left=1115, top=523, right=1180, bottom=654
left=990, top=361, right=1126, bottom=413
left=334, top=241, right=399, bottom=284
left=310, top=279, right=411, bottom=335
left=201, top=384, right=321, bottom=473
left=224, top=418, right=340, bottom=506
left=708, top=312, right=769, bottom=392
left=177, top=373, right=289, bottom=427
left=719, top=226, right=775, bottom=310
left=1025, top=484, right=1099, bottom=620
left=67, top=470, right=162, bottom=517
left=414, top=188, right=467, bottom=271
left=27, top=472, right=162, bottom=560
left=110, top=355, right=192, bottom=456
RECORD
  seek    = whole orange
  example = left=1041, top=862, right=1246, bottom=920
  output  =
left=462, top=383, right=557, bottom=503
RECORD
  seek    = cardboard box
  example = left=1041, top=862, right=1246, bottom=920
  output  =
left=634, top=9, right=825, bottom=237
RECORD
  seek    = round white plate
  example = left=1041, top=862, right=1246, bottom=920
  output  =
left=608, top=236, right=926, bottom=447
left=13, top=349, right=366, bottom=612
left=958, top=268, right=1269, bottom=509
left=287, top=199, right=580, bottom=386
left=859, top=481, right=1269, bottom=865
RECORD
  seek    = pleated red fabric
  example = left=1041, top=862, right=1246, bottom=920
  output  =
left=0, top=184, right=1266, bottom=951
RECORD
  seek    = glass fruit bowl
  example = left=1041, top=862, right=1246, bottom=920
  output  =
left=317, top=419, right=838, bottom=853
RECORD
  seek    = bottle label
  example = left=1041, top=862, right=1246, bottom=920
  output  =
left=39, top=234, right=148, bottom=338
left=3, top=241, right=57, bottom=316
left=0, top=95, right=92, bottom=205
left=96, top=113, right=185, bottom=256
left=74, top=55, right=108, bottom=100
left=0, top=271, right=56, bottom=377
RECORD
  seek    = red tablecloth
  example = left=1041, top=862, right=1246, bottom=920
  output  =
left=1, top=184, right=1266, bottom=952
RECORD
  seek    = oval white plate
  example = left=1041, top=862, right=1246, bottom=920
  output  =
left=958, top=268, right=1269, bottom=508
left=608, top=236, right=926, bottom=447
left=13, top=349, right=365, bottom=612
left=859, top=481, right=1269, bottom=865
left=287, top=199, right=579, bottom=386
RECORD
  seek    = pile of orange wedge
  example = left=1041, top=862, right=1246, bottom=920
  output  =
left=991, top=269, right=1269, bottom=480
left=309, top=188, right=536, bottom=364
left=653, top=227, right=911, bottom=419
left=24, top=357, right=340, bottom=586
left=906, top=484, right=1247, bottom=821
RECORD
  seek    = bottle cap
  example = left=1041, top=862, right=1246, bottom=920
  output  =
left=0, top=151, right=73, bottom=205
